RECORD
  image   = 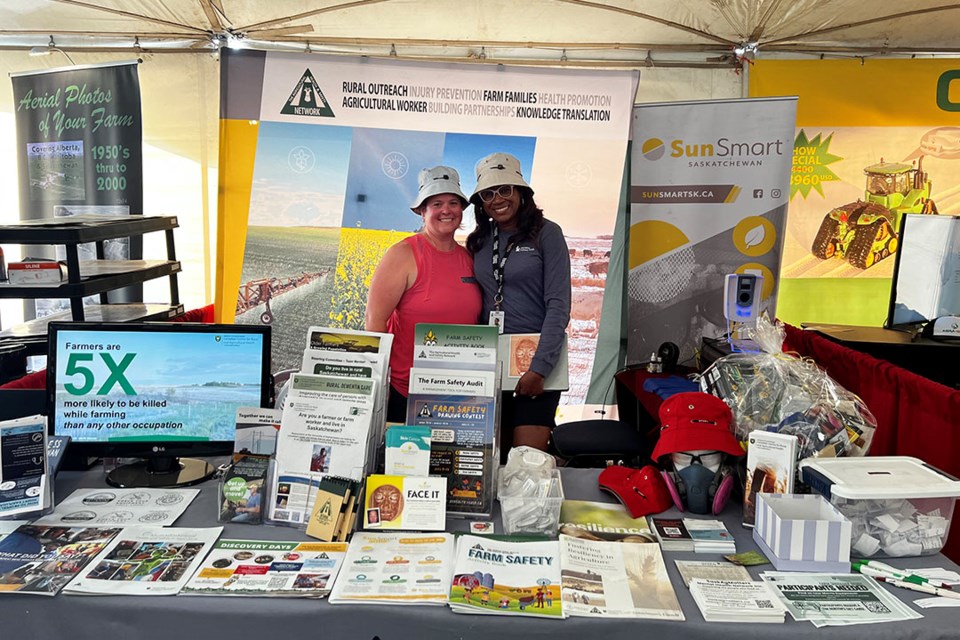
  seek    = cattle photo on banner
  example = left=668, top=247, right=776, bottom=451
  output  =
left=11, top=61, right=144, bottom=314
left=217, top=50, right=638, bottom=404
left=628, top=98, right=797, bottom=364
left=751, top=60, right=960, bottom=327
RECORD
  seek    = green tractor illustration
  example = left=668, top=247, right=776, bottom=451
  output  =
left=811, top=157, right=938, bottom=269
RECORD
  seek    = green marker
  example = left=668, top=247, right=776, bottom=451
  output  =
left=853, top=559, right=954, bottom=589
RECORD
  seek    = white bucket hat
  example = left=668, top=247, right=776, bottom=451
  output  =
left=470, top=152, right=532, bottom=203
left=410, top=165, right=468, bottom=212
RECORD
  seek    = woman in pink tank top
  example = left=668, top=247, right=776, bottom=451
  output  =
left=366, top=166, right=482, bottom=422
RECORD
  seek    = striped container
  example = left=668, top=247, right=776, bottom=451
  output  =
left=752, top=492, right=852, bottom=572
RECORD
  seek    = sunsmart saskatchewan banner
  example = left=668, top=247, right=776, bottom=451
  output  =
left=12, top=62, right=143, bottom=219
left=217, top=50, right=638, bottom=403
left=627, top=98, right=797, bottom=364
left=751, top=59, right=960, bottom=326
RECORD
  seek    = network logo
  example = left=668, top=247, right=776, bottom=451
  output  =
left=641, top=138, right=666, bottom=160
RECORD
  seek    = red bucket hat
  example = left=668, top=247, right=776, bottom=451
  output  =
left=598, top=465, right=673, bottom=518
left=651, top=392, right=743, bottom=461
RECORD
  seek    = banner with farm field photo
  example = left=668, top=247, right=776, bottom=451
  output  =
left=750, top=59, right=960, bottom=326
left=627, top=98, right=797, bottom=365
left=217, top=50, right=638, bottom=403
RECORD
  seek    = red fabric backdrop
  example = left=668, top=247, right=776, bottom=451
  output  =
left=783, top=323, right=960, bottom=561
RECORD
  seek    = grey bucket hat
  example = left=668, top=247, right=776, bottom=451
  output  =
left=470, top=152, right=532, bottom=204
left=410, top=165, right=469, bottom=212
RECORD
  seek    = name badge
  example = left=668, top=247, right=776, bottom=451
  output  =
left=488, top=310, right=505, bottom=334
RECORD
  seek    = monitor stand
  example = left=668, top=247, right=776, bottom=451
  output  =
left=105, top=456, right=215, bottom=488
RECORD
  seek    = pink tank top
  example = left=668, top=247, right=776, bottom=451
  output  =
left=387, top=234, right=482, bottom=397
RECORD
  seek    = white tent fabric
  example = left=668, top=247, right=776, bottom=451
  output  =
left=1, top=1, right=957, bottom=329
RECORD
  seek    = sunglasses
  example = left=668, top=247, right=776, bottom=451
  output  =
left=477, top=184, right=514, bottom=203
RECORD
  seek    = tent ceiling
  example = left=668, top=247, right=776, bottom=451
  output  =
left=2, top=0, right=960, bottom=67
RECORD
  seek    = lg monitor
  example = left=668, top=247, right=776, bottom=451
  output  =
left=47, top=321, right=272, bottom=487
left=886, top=214, right=960, bottom=337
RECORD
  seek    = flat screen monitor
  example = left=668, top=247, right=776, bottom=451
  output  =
left=47, top=321, right=272, bottom=487
left=886, top=214, right=960, bottom=331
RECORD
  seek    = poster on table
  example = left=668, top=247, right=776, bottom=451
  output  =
left=750, top=59, right=960, bottom=326
left=217, top=50, right=638, bottom=404
left=627, top=98, right=796, bottom=364
left=11, top=61, right=143, bottom=314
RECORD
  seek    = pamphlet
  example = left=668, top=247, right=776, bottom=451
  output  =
left=328, top=531, right=455, bottom=605
left=33, top=488, right=200, bottom=527
left=685, top=519, right=736, bottom=554
left=743, top=430, right=798, bottom=527
left=560, top=534, right=684, bottom=620
left=412, top=324, right=499, bottom=371
left=270, top=374, right=377, bottom=524
left=384, top=425, right=431, bottom=476
left=233, top=407, right=281, bottom=457
left=64, top=526, right=222, bottom=595
left=305, top=326, right=393, bottom=356
left=219, top=456, right=268, bottom=524
left=0, top=521, right=27, bottom=541
left=46, top=435, right=71, bottom=478
left=649, top=517, right=694, bottom=551
left=406, top=394, right=497, bottom=516
left=0, top=525, right=121, bottom=595
left=181, top=539, right=347, bottom=597
left=760, top=571, right=923, bottom=627
left=450, top=534, right=563, bottom=618
left=499, top=333, right=570, bottom=392
left=363, top=475, right=446, bottom=531
left=689, top=579, right=786, bottom=623
left=0, top=414, right=47, bottom=517
left=408, top=368, right=496, bottom=397
left=558, top=500, right=657, bottom=543
left=674, top=560, right=751, bottom=587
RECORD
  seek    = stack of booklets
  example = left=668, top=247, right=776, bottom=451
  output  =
left=559, top=535, right=684, bottom=620
left=689, top=579, right=786, bottom=623
left=181, top=539, right=347, bottom=597
left=328, top=531, right=454, bottom=605
left=649, top=517, right=694, bottom=551
left=405, top=324, right=500, bottom=517
left=686, top=519, right=736, bottom=554
left=449, top=534, right=563, bottom=618
left=270, top=326, right=390, bottom=527
left=62, top=526, right=222, bottom=596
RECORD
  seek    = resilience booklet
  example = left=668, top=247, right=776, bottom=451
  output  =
left=559, top=534, right=684, bottom=620
left=328, top=531, right=455, bottom=606
left=63, top=526, right=222, bottom=596
left=450, top=534, right=563, bottom=619
left=181, top=539, right=347, bottom=598
left=558, top=500, right=657, bottom=543
left=0, top=524, right=122, bottom=595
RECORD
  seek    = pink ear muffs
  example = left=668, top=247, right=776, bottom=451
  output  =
left=661, top=469, right=684, bottom=513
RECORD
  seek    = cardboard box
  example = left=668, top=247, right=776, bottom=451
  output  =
left=753, top=492, right=851, bottom=572
left=7, top=261, right=67, bottom=284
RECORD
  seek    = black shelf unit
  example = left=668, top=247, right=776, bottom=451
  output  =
left=0, top=214, right=183, bottom=333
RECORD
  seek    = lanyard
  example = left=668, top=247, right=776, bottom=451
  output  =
left=490, top=223, right=516, bottom=311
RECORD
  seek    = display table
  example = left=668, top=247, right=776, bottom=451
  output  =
left=3, top=466, right=959, bottom=639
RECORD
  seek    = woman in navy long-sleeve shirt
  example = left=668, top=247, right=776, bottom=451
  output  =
left=466, top=152, right=571, bottom=461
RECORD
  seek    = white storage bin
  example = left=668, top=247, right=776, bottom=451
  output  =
left=799, top=456, right=960, bottom=557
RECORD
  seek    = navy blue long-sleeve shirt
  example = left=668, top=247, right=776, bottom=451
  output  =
left=473, top=219, right=571, bottom=378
